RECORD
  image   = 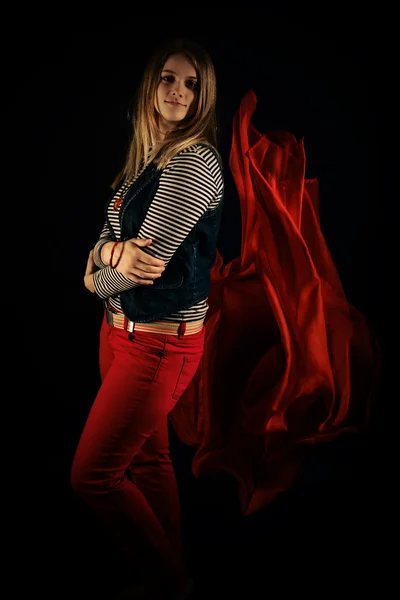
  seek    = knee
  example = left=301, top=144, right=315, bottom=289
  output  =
left=70, top=456, right=120, bottom=498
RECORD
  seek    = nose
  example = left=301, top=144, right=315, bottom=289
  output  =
left=171, top=80, right=185, bottom=98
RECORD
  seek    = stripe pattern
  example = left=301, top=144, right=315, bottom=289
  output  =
left=92, top=144, right=223, bottom=334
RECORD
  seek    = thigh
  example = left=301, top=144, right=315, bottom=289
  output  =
left=129, top=416, right=170, bottom=473
left=73, top=326, right=204, bottom=480
left=72, top=327, right=170, bottom=480
left=129, top=347, right=203, bottom=474
left=166, top=326, right=205, bottom=403
left=133, top=327, right=205, bottom=460
left=171, top=353, right=203, bottom=401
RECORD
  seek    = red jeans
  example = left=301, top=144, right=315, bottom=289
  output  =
left=71, top=313, right=205, bottom=592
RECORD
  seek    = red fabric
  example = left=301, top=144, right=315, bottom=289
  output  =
left=169, top=89, right=381, bottom=516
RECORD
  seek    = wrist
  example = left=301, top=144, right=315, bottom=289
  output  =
left=110, top=240, right=124, bottom=268
left=101, top=241, right=118, bottom=266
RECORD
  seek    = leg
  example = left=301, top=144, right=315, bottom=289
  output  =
left=71, top=323, right=204, bottom=598
left=127, top=416, right=183, bottom=558
left=127, top=331, right=206, bottom=558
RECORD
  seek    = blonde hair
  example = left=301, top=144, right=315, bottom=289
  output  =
left=112, top=37, right=219, bottom=188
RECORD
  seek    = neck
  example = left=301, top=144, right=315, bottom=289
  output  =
left=157, top=118, right=176, bottom=141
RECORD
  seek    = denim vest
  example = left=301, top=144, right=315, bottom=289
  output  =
left=105, top=144, right=224, bottom=323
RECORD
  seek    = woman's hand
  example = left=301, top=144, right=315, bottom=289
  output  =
left=84, top=249, right=96, bottom=293
left=113, top=238, right=166, bottom=285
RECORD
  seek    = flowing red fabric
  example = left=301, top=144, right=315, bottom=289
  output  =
left=169, top=89, right=381, bottom=516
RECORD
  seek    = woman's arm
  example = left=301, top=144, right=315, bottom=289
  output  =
left=92, top=146, right=222, bottom=299
left=93, top=222, right=114, bottom=269
left=83, top=249, right=96, bottom=293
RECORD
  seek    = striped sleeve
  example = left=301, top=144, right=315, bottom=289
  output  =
left=92, top=146, right=222, bottom=299
left=93, top=222, right=113, bottom=269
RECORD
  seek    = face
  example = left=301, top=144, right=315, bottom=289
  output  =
left=155, top=53, right=198, bottom=135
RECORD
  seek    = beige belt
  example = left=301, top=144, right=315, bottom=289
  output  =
left=105, top=307, right=192, bottom=337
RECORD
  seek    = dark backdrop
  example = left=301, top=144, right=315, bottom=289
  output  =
left=25, top=7, right=396, bottom=598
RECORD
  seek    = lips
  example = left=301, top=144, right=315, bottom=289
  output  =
left=166, top=101, right=185, bottom=107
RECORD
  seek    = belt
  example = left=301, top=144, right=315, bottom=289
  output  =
left=105, top=307, right=188, bottom=337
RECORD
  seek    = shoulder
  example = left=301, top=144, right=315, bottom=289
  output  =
left=168, top=143, right=223, bottom=177
left=183, top=143, right=222, bottom=169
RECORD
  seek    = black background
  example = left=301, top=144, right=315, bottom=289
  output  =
left=23, top=5, right=396, bottom=598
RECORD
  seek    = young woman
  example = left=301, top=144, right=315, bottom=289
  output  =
left=71, top=38, right=224, bottom=600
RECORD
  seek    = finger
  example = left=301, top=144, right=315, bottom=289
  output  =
left=135, top=261, right=165, bottom=274
left=137, top=253, right=166, bottom=267
left=130, top=267, right=163, bottom=280
left=128, top=275, right=155, bottom=285
left=127, top=238, right=165, bottom=266
left=133, top=238, right=152, bottom=244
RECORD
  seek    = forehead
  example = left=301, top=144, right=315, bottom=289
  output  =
left=162, top=53, right=197, bottom=78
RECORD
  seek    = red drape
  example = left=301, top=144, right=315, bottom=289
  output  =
left=169, top=89, right=381, bottom=516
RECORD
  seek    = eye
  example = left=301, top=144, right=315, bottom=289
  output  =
left=186, top=80, right=198, bottom=91
left=161, top=75, right=175, bottom=83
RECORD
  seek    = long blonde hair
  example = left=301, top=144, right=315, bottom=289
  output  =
left=112, top=37, right=219, bottom=188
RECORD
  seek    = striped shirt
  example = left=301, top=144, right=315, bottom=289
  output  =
left=92, top=143, right=224, bottom=334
